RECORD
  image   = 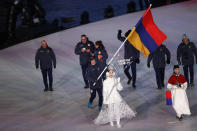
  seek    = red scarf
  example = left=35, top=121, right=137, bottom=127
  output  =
left=168, top=73, right=186, bottom=85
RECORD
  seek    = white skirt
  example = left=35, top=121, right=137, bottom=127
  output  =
left=94, top=100, right=136, bottom=125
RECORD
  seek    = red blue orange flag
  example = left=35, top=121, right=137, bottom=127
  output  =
left=127, top=5, right=167, bottom=57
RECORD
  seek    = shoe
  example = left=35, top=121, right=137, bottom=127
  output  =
left=127, top=77, right=132, bottom=84
left=176, top=116, right=182, bottom=121
left=117, top=123, right=122, bottom=128
left=157, top=86, right=162, bottom=90
left=132, top=84, right=136, bottom=89
left=190, top=82, right=194, bottom=88
left=179, top=116, right=183, bottom=121
left=84, top=85, right=89, bottom=89
left=88, top=103, right=92, bottom=108
left=44, top=88, right=48, bottom=92
left=49, top=87, right=53, bottom=91
left=110, top=122, right=114, bottom=127
left=161, top=83, right=165, bottom=88
left=98, top=106, right=102, bottom=111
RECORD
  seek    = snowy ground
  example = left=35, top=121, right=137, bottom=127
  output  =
left=0, top=0, right=197, bottom=131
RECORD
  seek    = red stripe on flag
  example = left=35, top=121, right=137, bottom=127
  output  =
left=142, top=8, right=167, bottom=46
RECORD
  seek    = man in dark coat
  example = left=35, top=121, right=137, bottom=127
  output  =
left=75, top=34, right=95, bottom=89
left=147, top=44, right=171, bottom=89
left=35, top=40, right=56, bottom=91
left=86, top=57, right=103, bottom=111
left=177, top=34, right=197, bottom=87
left=117, top=29, right=140, bottom=88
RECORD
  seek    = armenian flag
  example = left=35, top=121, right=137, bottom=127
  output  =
left=128, top=5, right=167, bottom=57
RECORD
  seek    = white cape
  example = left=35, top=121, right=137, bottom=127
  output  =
left=167, top=82, right=191, bottom=117
left=94, top=76, right=136, bottom=125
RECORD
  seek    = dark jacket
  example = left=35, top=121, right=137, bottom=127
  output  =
left=75, top=40, right=95, bottom=65
left=117, top=31, right=140, bottom=60
left=177, top=42, right=197, bottom=65
left=94, top=47, right=108, bottom=69
left=35, top=46, right=56, bottom=69
left=86, top=64, right=103, bottom=89
left=147, top=45, right=171, bottom=68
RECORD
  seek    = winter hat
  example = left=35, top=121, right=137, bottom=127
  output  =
left=173, top=65, right=179, bottom=70
left=182, top=34, right=189, bottom=39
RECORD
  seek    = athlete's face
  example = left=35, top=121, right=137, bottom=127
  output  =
left=174, top=68, right=180, bottom=74
left=91, top=59, right=96, bottom=65
left=81, top=36, right=87, bottom=44
left=42, top=41, right=47, bottom=48
left=109, top=70, right=113, bottom=78
left=183, top=38, right=188, bottom=44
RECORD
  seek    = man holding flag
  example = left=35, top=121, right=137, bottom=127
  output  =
left=117, top=29, right=140, bottom=88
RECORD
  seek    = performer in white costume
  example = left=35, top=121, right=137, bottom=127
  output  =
left=167, top=65, right=191, bottom=121
left=94, top=66, right=136, bottom=128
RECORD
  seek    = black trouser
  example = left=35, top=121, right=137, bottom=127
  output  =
left=41, top=68, right=53, bottom=89
left=183, top=64, right=194, bottom=84
left=154, top=67, right=165, bottom=87
left=81, top=64, right=89, bottom=86
left=89, top=88, right=103, bottom=107
left=124, top=62, right=136, bottom=85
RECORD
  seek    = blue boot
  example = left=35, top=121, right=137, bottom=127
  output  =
left=88, top=103, right=92, bottom=108
left=98, top=106, right=102, bottom=111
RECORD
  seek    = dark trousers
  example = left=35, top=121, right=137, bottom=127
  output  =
left=81, top=64, right=89, bottom=86
left=183, top=64, right=194, bottom=84
left=41, top=68, right=53, bottom=89
left=89, top=88, right=103, bottom=107
left=154, top=67, right=165, bottom=87
left=124, top=62, right=136, bottom=85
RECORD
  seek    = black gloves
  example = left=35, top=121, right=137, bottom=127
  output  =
left=176, top=83, right=182, bottom=88
left=166, top=59, right=170, bottom=64
left=118, top=30, right=122, bottom=34
left=136, top=58, right=140, bottom=64
left=147, top=63, right=150, bottom=68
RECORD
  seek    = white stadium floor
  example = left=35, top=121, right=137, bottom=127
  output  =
left=0, top=0, right=197, bottom=131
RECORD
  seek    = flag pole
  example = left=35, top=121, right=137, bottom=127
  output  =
left=93, top=27, right=136, bottom=86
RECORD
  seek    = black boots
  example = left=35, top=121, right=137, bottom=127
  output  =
left=44, top=87, right=53, bottom=92
left=127, top=77, right=132, bottom=85
left=44, top=88, right=48, bottom=92
left=176, top=115, right=183, bottom=121
left=84, top=85, right=89, bottom=89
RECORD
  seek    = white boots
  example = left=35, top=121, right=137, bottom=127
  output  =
left=110, top=121, right=121, bottom=128
left=110, top=121, right=114, bottom=127
left=117, top=120, right=122, bottom=128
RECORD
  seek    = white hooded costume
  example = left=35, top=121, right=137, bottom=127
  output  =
left=94, top=71, right=136, bottom=125
left=167, top=73, right=191, bottom=117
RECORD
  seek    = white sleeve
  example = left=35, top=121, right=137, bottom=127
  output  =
left=181, top=82, right=188, bottom=90
left=116, top=77, right=123, bottom=91
left=103, top=81, right=108, bottom=103
left=167, top=83, right=177, bottom=90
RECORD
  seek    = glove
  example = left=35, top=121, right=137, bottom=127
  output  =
left=136, top=58, right=140, bottom=64
left=147, top=63, right=150, bottom=68
left=166, top=59, right=170, bottom=64
left=178, top=60, right=181, bottom=65
left=118, top=30, right=122, bottom=34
